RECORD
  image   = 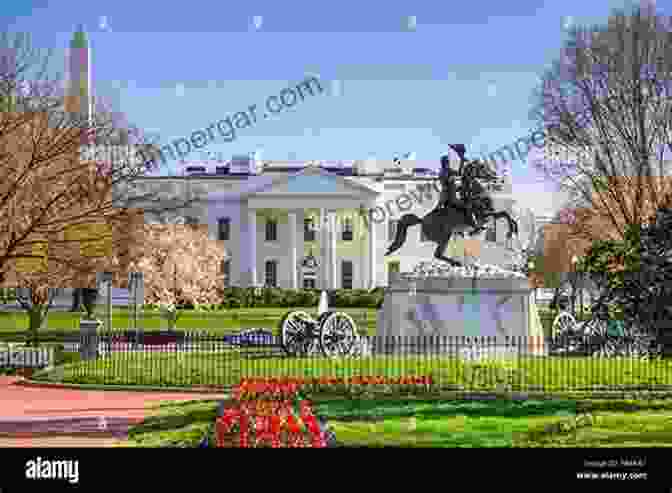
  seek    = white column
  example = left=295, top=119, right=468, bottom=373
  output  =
left=328, top=210, right=337, bottom=289
left=368, top=211, right=377, bottom=289
left=319, top=208, right=327, bottom=289
left=247, top=208, right=257, bottom=287
left=288, top=211, right=298, bottom=288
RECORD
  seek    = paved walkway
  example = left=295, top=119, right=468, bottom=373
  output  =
left=0, top=376, right=227, bottom=447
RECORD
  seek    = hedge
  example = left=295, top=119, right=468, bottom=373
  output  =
left=143, top=288, right=386, bottom=310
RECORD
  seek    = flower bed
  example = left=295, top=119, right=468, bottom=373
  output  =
left=204, top=376, right=435, bottom=447
left=212, top=378, right=333, bottom=447
left=235, top=375, right=435, bottom=398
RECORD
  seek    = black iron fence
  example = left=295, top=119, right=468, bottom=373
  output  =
left=28, top=332, right=672, bottom=392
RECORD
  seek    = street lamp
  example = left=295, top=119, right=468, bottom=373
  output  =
left=571, top=255, right=579, bottom=318
left=528, top=259, right=536, bottom=304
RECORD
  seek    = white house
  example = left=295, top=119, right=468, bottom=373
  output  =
left=112, top=153, right=540, bottom=290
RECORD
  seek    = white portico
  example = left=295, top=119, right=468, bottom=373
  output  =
left=206, top=165, right=382, bottom=289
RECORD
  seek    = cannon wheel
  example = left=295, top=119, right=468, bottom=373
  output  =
left=552, top=311, right=578, bottom=338
left=318, top=311, right=358, bottom=358
left=583, top=317, right=653, bottom=359
left=280, top=310, right=315, bottom=357
left=579, top=314, right=616, bottom=357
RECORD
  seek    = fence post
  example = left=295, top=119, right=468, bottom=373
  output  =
left=79, top=319, right=102, bottom=361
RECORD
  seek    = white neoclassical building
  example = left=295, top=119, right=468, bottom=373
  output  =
left=112, top=153, right=540, bottom=290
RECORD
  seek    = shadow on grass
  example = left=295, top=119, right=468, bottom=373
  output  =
left=128, top=400, right=220, bottom=442
left=311, top=397, right=580, bottom=422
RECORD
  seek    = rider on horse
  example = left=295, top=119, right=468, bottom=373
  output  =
left=438, top=144, right=478, bottom=230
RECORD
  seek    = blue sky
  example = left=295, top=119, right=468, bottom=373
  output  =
left=4, top=0, right=653, bottom=217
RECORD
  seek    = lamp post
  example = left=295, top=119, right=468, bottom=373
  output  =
left=96, top=272, right=113, bottom=333
left=571, top=255, right=578, bottom=318
left=578, top=261, right=584, bottom=320
left=528, top=259, right=536, bottom=304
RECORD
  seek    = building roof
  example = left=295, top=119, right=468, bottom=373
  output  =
left=204, top=164, right=382, bottom=202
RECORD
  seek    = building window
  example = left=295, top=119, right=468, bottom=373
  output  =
left=217, top=217, right=230, bottom=240
left=265, top=218, right=277, bottom=241
left=388, top=261, right=400, bottom=275
left=221, top=259, right=231, bottom=287
left=303, top=278, right=316, bottom=289
left=342, top=260, right=353, bottom=289
left=486, top=218, right=496, bottom=242
left=265, top=260, right=278, bottom=287
left=342, top=217, right=353, bottom=241
left=388, top=220, right=398, bottom=240
left=304, top=218, right=316, bottom=242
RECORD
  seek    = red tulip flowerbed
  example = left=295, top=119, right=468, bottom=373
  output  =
left=213, top=376, right=434, bottom=448
left=235, top=375, right=435, bottom=398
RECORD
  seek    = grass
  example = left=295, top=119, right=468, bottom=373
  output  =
left=0, top=307, right=377, bottom=337
left=119, top=395, right=672, bottom=447
left=43, top=351, right=672, bottom=391
left=121, top=399, right=221, bottom=448
left=0, top=306, right=564, bottom=339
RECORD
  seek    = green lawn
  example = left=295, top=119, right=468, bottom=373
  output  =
left=40, top=351, right=672, bottom=391
left=0, top=307, right=377, bottom=337
left=120, top=396, right=672, bottom=447
left=0, top=306, right=562, bottom=340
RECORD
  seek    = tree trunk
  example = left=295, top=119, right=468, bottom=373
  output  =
left=71, top=288, right=82, bottom=312
left=27, top=307, right=45, bottom=347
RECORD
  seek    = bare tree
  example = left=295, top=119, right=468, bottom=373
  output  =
left=0, top=31, right=197, bottom=343
left=529, top=2, right=672, bottom=245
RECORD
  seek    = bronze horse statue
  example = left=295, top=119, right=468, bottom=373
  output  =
left=385, top=158, right=519, bottom=267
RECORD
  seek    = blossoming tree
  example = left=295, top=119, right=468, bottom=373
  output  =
left=130, top=222, right=228, bottom=327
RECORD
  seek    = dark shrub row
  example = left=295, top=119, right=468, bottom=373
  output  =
left=145, top=288, right=385, bottom=310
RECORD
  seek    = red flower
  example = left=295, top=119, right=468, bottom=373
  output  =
left=255, top=430, right=278, bottom=447
left=286, top=415, right=302, bottom=434
left=255, top=415, right=270, bottom=433
left=287, top=432, right=307, bottom=447
left=298, top=400, right=314, bottom=418
left=270, top=415, right=282, bottom=436
left=303, top=415, right=320, bottom=434
left=217, top=413, right=238, bottom=432
left=239, top=414, right=249, bottom=432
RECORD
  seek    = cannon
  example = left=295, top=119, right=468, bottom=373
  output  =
left=279, top=310, right=359, bottom=358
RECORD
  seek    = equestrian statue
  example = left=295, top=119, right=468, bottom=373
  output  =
left=385, top=144, right=519, bottom=267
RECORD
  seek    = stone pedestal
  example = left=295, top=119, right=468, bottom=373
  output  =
left=377, top=273, right=546, bottom=357
left=79, top=319, right=102, bottom=361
